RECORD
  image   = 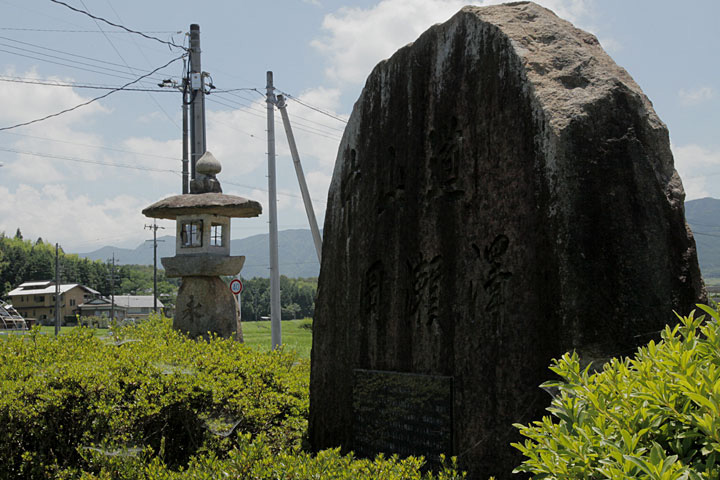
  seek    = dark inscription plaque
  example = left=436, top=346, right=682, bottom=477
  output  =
left=352, top=369, right=453, bottom=468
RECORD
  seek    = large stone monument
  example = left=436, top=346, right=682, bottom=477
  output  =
left=309, top=2, right=706, bottom=479
left=143, top=152, right=261, bottom=339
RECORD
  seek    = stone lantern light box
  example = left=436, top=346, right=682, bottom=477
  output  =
left=142, top=151, right=262, bottom=339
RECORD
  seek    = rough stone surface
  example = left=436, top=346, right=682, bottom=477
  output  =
left=175, top=276, right=242, bottom=340
left=142, top=193, right=262, bottom=219
left=161, top=255, right=245, bottom=278
left=309, top=3, right=706, bottom=479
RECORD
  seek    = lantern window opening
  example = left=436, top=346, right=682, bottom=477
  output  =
left=210, top=223, right=224, bottom=247
left=181, top=220, right=203, bottom=247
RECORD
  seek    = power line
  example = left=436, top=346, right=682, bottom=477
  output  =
left=215, top=91, right=346, bottom=135
left=224, top=180, right=327, bottom=205
left=0, top=35, right=157, bottom=71
left=0, top=54, right=185, bottom=131
left=0, top=47, right=144, bottom=82
left=693, top=231, right=720, bottom=238
left=277, top=90, right=348, bottom=124
left=90, top=0, right=179, bottom=130
left=0, top=147, right=180, bottom=174
left=207, top=95, right=342, bottom=141
left=0, top=27, right=180, bottom=33
left=49, top=0, right=185, bottom=50
left=0, top=76, right=173, bottom=92
left=0, top=130, right=182, bottom=161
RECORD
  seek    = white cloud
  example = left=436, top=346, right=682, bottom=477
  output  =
left=672, top=143, right=720, bottom=200
left=678, top=87, right=715, bottom=107
left=0, top=183, right=169, bottom=251
left=312, top=0, right=592, bottom=86
left=0, top=68, right=107, bottom=128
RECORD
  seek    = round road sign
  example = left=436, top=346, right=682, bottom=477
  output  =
left=230, top=279, right=243, bottom=294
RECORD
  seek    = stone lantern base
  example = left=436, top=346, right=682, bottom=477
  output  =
left=175, top=276, right=242, bottom=341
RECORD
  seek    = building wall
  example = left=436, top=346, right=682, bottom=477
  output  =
left=10, top=286, right=94, bottom=321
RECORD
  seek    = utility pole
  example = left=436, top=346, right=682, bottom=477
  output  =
left=266, top=71, right=281, bottom=349
left=145, top=222, right=166, bottom=313
left=182, top=75, right=189, bottom=193
left=276, top=94, right=323, bottom=263
left=55, top=243, right=60, bottom=336
left=189, top=24, right=206, bottom=181
left=109, top=253, right=116, bottom=322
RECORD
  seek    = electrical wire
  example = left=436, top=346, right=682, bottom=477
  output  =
left=0, top=147, right=180, bottom=173
left=0, top=76, right=173, bottom=92
left=0, top=27, right=180, bottom=33
left=217, top=90, right=346, bottom=134
left=224, top=180, right=327, bottom=205
left=0, top=130, right=182, bottom=161
left=0, top=47, right=141, bottom=82
left=0, top=54, right=185, bottom=131
left=0, top=35, right=158, bottom=71
left=208, top=94, right=343, bottom=141
left=277, top=90, right=348, bottom=124
left=93, top=0, right=179, bottom=129
left=49, top=0, right=185, bottom=50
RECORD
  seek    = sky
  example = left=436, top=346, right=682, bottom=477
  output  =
left=0, top=0, right=718, bottom=257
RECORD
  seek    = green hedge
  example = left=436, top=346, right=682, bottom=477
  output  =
left=0, top=316, right=465, bottom=479
left=71, top=434, right=465, bottom=479
left=0, top=316, right=308, bottom=479
left=513, top=305, right=720, bottom=479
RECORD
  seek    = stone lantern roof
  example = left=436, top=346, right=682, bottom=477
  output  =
left=142, top=193, right=262, bottom=219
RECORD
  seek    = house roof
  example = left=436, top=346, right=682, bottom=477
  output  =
left=7, top=283, right=99, bottom=297
left=113, top=295, right=164, bottom=309
left=79, top=295, right=162, bottom=309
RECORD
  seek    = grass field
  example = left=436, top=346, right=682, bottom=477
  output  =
left=3, top=320, right=314, bottom=359
left=242, top=318, right=313, bottom=359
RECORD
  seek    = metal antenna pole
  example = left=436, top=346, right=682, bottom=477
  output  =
left=110, top=253, right=115, bottom=322
left=266, top=71, right=282, bottom=349
left=276, top=95, right=322, bottom=262
left=189, top=24, right=205, bottom=180
left=55, top=243, right=60, bottom=336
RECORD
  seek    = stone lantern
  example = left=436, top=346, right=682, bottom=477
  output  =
left=142, top=152, right=261, bottom=339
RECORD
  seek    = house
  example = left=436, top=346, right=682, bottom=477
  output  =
left=110, top=295, right=162, bottom=320
left=77, top=295, right=161, bottom=321
left=7, top=281, right=100, bottom=325
left=77, top=297, right=128, bottom=321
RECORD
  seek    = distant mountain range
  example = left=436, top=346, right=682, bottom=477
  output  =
left=75, top=229, right=321, bottom=279
left=74, top=198, right=720, bottom=280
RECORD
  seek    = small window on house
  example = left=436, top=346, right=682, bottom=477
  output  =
left=70, top=299, right=76, bottom=306
left=35, top=295, right=44, bottom=302
left=210, top=224, right=223, bottom=247
left=181, top=221, right=203, bottom=247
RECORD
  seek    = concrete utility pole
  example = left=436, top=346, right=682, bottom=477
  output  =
left=276, top=94, right=323, bottom=263
left=189, top=24, right=206, bottom=180
left=266, top=71, right=282, bottom=349
left=54, top=243, right=60, bottom=336
left=145, top=222, right=166, bottom=313
left=182, top=76, right=189, bottom=193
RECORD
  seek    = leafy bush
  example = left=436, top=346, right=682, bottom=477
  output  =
left=513, top=304, right=720, bottom=479
left=67, top=434, right=466, bottom=479
left=0, top=315, right=309, bottom=479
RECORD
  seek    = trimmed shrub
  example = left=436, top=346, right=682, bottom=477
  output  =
left=65, top=434, right=466, bottom=479
left=0, top=315, right=308, bottom=478
left=513, top=305, right=720, bottom=479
